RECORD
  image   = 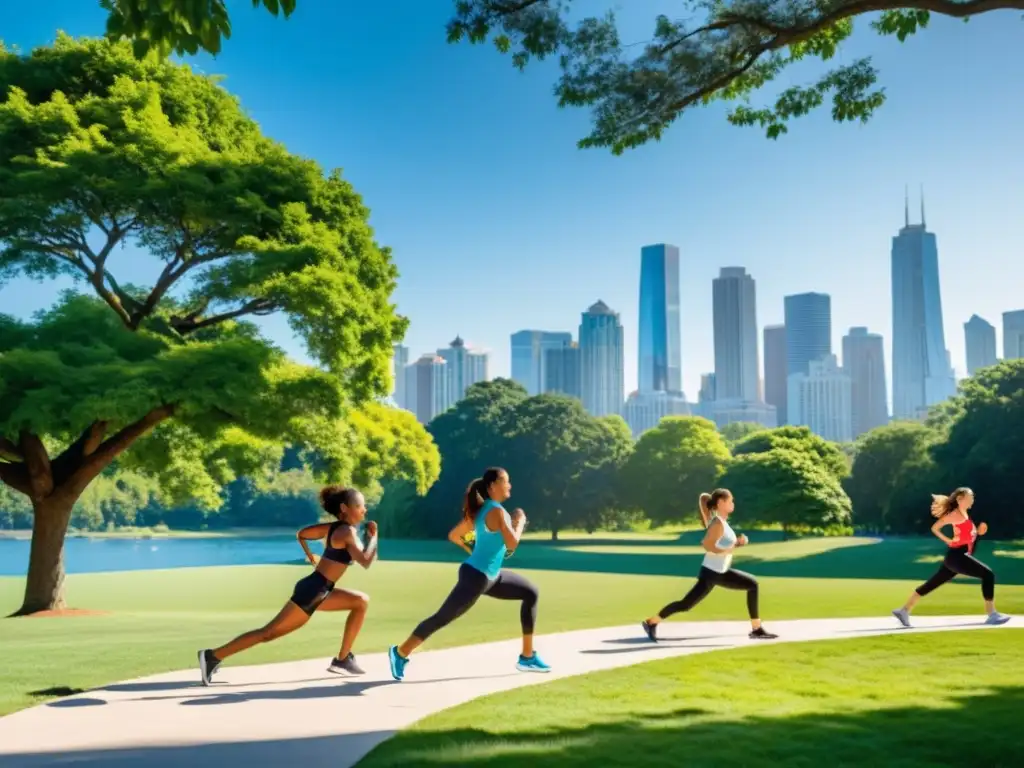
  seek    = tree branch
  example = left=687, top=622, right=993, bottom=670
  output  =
left=18, top=431, right=54, bottom=501
left=50, top=422, right=110, bottom=488
left=0, top=437, right=22, bottom=461
left=0, top=460, right=32, bottom=496
left=170, top=298, right=279, bottom=335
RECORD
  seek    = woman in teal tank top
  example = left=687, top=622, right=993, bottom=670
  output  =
left=388, top=467, right=551, bottom=681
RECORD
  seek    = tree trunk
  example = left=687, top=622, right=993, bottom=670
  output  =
left=551, top=526, right=559, bottom=542
left=12, top=497, right=76, bottom=616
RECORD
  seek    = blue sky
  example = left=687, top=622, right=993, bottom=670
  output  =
left=2, top=1, right=1022, bottom=398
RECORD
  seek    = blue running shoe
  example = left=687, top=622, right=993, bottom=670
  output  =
left=388, top=645, right=408, bottom=681
left=516, top=653, right=551, bottom=673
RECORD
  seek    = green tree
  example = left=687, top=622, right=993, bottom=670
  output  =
left=733, top=425, right=849, bottom=480
left=719, top=421, right=767, bottom=448
left=618, top=416, right=730, bottom=526
left=449, top=1, right=1023, bottom=154
left=561, top=414, right=634, bottom=534
left=930, top=359, right=1024, bottom=538
left=0, top=37, right=432, bottom=615
left=844, top=421, right=937, bottom=533
left=718, top=448, right=852, bottom=535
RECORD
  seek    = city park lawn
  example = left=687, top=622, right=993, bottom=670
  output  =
left=1, top=532, right=1023, bottom=719
left=358, top=630, right=1024, bottom=768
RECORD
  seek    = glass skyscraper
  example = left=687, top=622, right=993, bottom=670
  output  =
left=964, top=315, right=997, bottom=375
left=579, top=300, right=624, bottom=417
left=637, top=244, right=682, bottom=394
left=784, top=292, right=832, bottom=376
left=510, top=330, right=572, bottom=395
left=891, top=198, right=955, bottom=419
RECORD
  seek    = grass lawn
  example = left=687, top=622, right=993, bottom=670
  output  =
left=1, top=534, right=1023, bottom=718
left=358, top=630, right=1024, bottom=768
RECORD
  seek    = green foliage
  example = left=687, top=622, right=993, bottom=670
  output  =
left=71, top=467, right=159, bottom=529
left=101, top=0, right=297, bottom=57
left=618, top=416, right=730, bottom=526
left=733, top=426, right=849, bottom=480
left=446, top=1, right=1011, bottom=153
left=719, top=421, right=767, bottom=448
left=844, top=422, right=937, bottom=533
left=718, top=448, right=852, bottom=533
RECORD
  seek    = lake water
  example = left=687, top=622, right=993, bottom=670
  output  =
left=0, top=535, right=311, bottom=577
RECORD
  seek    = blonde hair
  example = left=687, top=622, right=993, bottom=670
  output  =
left=698, top=489, right=732, bottom=528
left=930, top=487, right=973, bottom=518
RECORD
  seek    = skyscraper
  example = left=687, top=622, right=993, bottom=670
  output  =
left=964, top=315, right=998, bottom=375
left=404, top=354, right=450, bottom=424
left=843, top=327, right=888, bottom=438
left=438, top=336, right=489, bottom=408
left=622, top=391, right=691, bottom=438
left=579, top=300, right=624, bottom=417
left=787, top=354, right=853, bottom=443
left=784, top=293, right=831, bottom=375
left=763, top=325, right=787, bottom=425
left=510, top=330, right=573, bottom=395
left=392, top=343, right=409, bottom=410
left=1003, top=310, right=1024, bottom=360
left=891, top=193, right=955, bottom=419
left=543, top=341, right=582, bottom=399
left=637, top=244, right=682, bottom=394
left=712, top=267, right=759, bottom=401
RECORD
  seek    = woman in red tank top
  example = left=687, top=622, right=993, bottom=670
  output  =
left=892, top=487, right=1010, bottom=628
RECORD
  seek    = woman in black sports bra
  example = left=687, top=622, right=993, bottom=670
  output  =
left=197, top=485, right=378, bottom=685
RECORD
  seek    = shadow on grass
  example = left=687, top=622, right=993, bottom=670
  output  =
left=359, top=685, right=1024, bottom=768
left=371, top=537, right=1024, bottom=585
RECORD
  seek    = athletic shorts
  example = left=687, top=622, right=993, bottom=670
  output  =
left=290, top=571, right=335, bottom=616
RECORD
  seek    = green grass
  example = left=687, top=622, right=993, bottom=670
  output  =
left=359, top=631, right=1024, bottom=767
left=2, top=534, right=1023, bottom=719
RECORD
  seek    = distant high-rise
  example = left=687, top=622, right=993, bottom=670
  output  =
left=392, top=344, right=409, bottom=410
left=784, top=293, right=831, bottom=376
left=438, top=336, right=488, bottom=408
left=787, top=354, right=852, bottom=443
left=405, top=354, right=450, bottom=424
left=638, top=244, right=682, bottom=394
left=712, top=267, right=759, bottom=402
left=510, top=330, right=573, bottom=395
left=964, top=315, right=998, bottom=375
left=843, top=327, right=888, bottom=438
left=579, top=300, right=624, bottom=417
left=622, top=391, right=691, bottom=438
left=891, top=192, right=955, bottom=419
left=1003, top=310, right=1024, bottom=360
left=543, top=341, right=582, bottom=399
left=763, top=325, right=787, bottom=425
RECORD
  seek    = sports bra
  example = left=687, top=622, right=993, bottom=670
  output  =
left=951, top=516, right=977, bottom=554
left=321, top=521, right=353, bottom=565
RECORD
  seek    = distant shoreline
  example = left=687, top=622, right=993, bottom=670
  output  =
left=0, top=527, right=298, bottom=541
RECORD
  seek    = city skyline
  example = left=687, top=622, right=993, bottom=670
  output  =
left=2, top=5, right=1024, bottom=402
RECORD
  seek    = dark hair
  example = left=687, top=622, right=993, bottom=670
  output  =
left=931, top=487, right=973, bottom=519
left=698, top=489, right=733, bottom=528
left=320, top=485, right=361, bottom=522
left=462, top=467, right=507, bottom=522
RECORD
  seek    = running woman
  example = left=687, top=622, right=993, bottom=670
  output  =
left=641, top=489, right=778, bottom=641
left=197, top=485, right=378, bottom=685
left=892, top=487, right=1011, bottom=628
left=387, top=467, right=550, bottom=681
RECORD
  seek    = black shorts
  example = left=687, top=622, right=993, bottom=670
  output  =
left=290, top=572, right=335, bottom=616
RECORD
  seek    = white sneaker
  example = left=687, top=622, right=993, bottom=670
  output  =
left=985, top=612, right=1011, bottom=626
left=891, top=608, right=911, bottom=628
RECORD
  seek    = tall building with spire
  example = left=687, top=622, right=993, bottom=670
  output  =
left=891, top=188, right=955, bottom=420
left=438, top=335, right=489, bottom=408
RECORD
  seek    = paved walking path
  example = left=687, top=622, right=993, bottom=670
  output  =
left=0, top=615, right=1011, bottom=766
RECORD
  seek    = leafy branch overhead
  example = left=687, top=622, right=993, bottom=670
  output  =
left=447, top=0, right=1021, bottom=152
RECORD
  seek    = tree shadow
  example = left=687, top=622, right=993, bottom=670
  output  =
left=359, top=684, right=1024, bottom=767
left=28, top=686, right=85, bottom=698
left=580, top=643, right=728, bottom=656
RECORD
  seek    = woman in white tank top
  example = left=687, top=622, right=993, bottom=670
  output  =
left=641, top=489, right=778, bottom=642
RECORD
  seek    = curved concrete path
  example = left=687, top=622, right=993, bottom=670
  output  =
left=0, top=615, right=1012, bottom=766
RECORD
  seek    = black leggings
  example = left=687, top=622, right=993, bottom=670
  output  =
left=659, top=566, right=760, bottom=620
left=413, top=563, right=539, bottom=641
left=916, top=547, right=995, bottom=601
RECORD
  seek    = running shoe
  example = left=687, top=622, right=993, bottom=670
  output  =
left=641, top=620, right=658, bottom=643
left=749, top=627, right=778, bottom=640
left=985, top=612, right=1011, bottom=626
left=892, top=608, right=912, bottom=628
left=516, top=653, right=551, bottom=673
left=388, top=645, right=408, bottom=681
left=328, top=652, right=366, bottom=675
left=198, top=649, right=221, bottom=686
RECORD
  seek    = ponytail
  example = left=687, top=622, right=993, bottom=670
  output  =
left=931, top=487, right=973, bottom=518
left=462, top=466, right=507, bottom=522
left=699, top=488, right=733, bottom=528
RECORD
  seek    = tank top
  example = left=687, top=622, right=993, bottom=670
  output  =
left=701, top=515, right=737, bottom=574
left=464, top=500, right=508, bottom=580
left=951, top=516, right=977, bottom=555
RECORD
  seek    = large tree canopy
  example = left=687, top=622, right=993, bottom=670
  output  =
left=732, top=425, right=849, bottom=480
left=0, top=36, right=431, bottom=615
